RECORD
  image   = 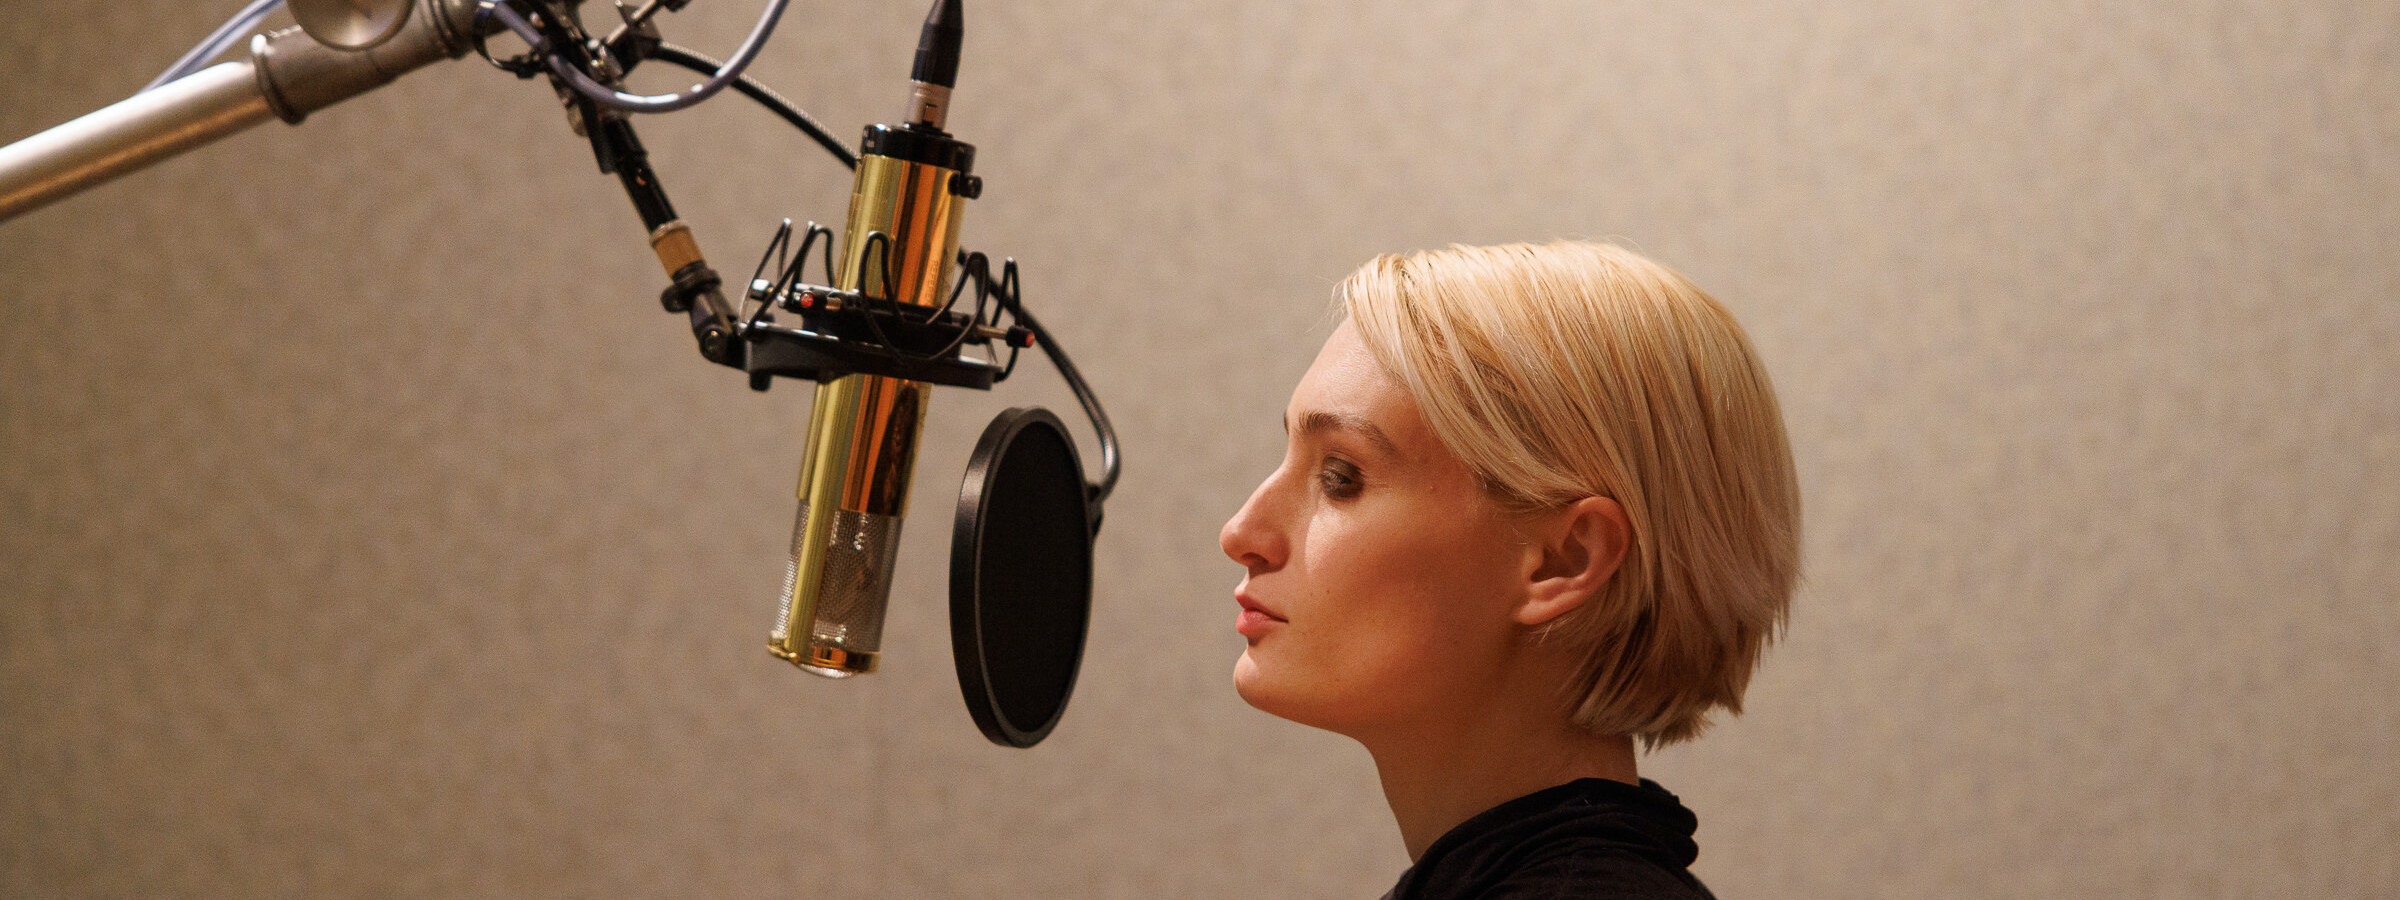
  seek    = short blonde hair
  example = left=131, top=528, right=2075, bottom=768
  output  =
left=1339, top=240, right=1801, bottom=748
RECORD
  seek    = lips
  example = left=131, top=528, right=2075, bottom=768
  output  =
left=1234, top=589, right=1286, bottom=638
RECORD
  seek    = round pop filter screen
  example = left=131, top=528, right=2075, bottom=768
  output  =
left=951, top=407, right=1093, bottom=747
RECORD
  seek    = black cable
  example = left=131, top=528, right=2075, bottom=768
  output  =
left=647, top=43, right=858, bottom=170
left=991, top=260, right=1120, bottom=501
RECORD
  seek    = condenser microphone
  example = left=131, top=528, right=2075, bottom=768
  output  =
left=768, top=0, right=974, bottom=677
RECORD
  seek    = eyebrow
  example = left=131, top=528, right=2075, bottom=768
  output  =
left=1289, top=409, right=1401, bottom=457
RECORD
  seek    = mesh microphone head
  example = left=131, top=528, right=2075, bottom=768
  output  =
left=803, top=509, right=903, bottom=675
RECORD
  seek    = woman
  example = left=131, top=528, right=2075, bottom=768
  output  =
left=1220, top=241, right=1800, bottom=899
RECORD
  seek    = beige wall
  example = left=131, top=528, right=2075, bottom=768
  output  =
left=4, top=1, right=2394, bottom=896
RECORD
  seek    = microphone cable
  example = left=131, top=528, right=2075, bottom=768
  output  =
left=477, top=0, right=789, bottom=114
left=945, top=253, right=1123, bottom=504
left=144, top=0, right=287, bottom=92
left=1001, top=282, right=1121, bottom=503
left=646, top=43, right=856, bottom=170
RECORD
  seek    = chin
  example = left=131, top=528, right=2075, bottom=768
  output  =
left=1231, top=651, right=1343, bottom=732
left=1231, top=650, right=1296, bottom=718
left=1231, top=649, right=1269, bottom=707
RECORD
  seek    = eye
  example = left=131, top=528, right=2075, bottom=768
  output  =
left=1315, top=458, right=1364, bottom=500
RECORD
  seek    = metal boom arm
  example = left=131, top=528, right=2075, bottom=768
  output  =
left=0, top=0, right=490, bottom=222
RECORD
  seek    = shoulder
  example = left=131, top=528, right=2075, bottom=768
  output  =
left=1387, top=779, right=1716, bottom=900
left=1477, top=846, right=1717, bottom=900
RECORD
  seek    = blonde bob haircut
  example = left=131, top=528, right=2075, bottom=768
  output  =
left=1339, top=240, right=1801, bottom=748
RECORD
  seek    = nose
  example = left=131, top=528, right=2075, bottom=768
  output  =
left=1219, top=472, right=1287, bottom=571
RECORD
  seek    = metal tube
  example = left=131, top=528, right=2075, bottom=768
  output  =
left=768, top=143, right=968, bottom=677
left=0, top=61, right=273, bottom=222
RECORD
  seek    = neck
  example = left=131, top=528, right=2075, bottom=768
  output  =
left=1361, top=700, right=1639, bottom=861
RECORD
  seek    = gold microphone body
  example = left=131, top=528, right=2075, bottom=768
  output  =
left=769, top=123, right=974, bottom=676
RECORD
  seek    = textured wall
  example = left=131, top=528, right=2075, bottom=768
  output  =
left=3, top=1, right=2395, bottom=897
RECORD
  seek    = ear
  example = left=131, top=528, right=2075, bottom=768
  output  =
left=1513, top=496, right=1632, bottom=627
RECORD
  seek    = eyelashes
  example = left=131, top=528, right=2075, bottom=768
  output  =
left=1315, top=458, right=1364, bottom=500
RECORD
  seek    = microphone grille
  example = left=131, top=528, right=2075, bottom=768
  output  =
left=809, top=509, right=903, bottom=664
left=770, top=506, right=813, bottom=643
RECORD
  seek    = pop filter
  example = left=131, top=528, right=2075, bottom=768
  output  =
left=950, top=406, right=1096, bottom=747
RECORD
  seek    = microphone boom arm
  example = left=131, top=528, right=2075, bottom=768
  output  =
left=0, top=0, right=493, bottom=223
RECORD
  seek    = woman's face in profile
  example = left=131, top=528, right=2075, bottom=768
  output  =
left=1219, top=321, right=1538, bottom=737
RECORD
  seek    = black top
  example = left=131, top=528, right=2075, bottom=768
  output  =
left=1379, top=779, right=1716, bottom=900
